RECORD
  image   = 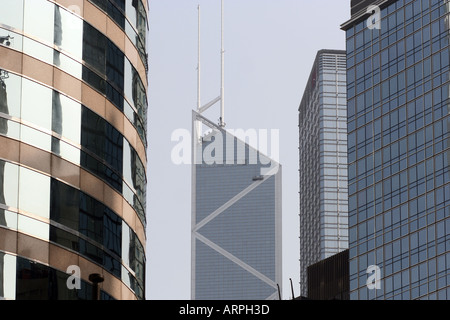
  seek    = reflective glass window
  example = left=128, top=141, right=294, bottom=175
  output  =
left=53, top=137, right=80, bottom=165
left=106, top=83, right=124, bottom=111
left=122, top=141, right=134, bottom=189
left=80, top=150, right=122, bottom=192
left=82, top=66, right=106, bottom=94
left=15, top=256, right=94, bottom=300
left=103, top=207, right=122, bottom=257
left=0, top=253, right=16, bottom=300
left=22, top=36, right=53, bottom=65
left=0, top=71, right=22, bottom=119
left=50, top=178, right=79, bottom=231
left=83, top=23, right=106, bottom=74
left=81, top=107, right=123, bottom=174
left=21, top=124, right=51, bottom=152
left=91, top=0, right=125, bottom=29
left=17, top=214, right=49, bottom=240
left=121, top=221, right=145, bottom=287
left=50, top=225, right=79, bottom=251
left=21, top=78, right=52, bottom=131
left=0, top=0, right=24, bottom=31
left=79, top=192, right=104, bottom=244
left=0, top=209, right=17, bottom=229
left=104, top=116, right=124, bottom=174
left=50, top=179, right=122, bottom=260
left=106, top=41, right=124, bottom=91
left=54, top=50, right=82, bottom=79
left=54, top=6, right=83, bottom=59
left=124, top=60, right=147, bottom=126
left=52, top=91, right=81, bottom=144
left=125, top=1, right=138, bottom=28
left=18, top=167, right=50, bottom=219
left=0, top=160, right=19, bottom=209
left=81, top=107, right=106, bottom=157
left=123, top=141, right=146, bottom=218
left=23, top=0, right=55, bottom=45
left=133, top=0, right=147, bottom=43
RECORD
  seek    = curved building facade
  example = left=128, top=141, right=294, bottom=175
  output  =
left=0, top=0, right=148, bottom=300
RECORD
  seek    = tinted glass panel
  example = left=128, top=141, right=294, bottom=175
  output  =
left=50, top=178, right=79, bottom=231
left=83, top=23, right=106, bottom=74
left=15, top=256, right=93, bottom=300
left=81, top=107, right=123, bottom=175
left=106, top=41, right=124, bottom=91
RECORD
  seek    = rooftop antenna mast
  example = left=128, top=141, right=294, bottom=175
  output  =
left=196, top=0, right=226, bottom=128
left=219, top=0, right=225, bottom=128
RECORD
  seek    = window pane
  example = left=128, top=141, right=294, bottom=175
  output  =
left=21, top=79, right=52, bottom=130
left=0, top=160, right=19, bottom=209
left=18, top=167, right=50, bottom=219
left=83, top=23, right=106, bottom=74
left=52, top=91, right=81, bottom=143
left=18, top=214, right=49, bottom=240
left=0, top=253, right=17, bottom=300
left=54, top=6, right=83, bottom=59
left=1, top=72, right=22, bottom=119
left=50, top=179, right=79, bottom=231
left=23, top=0, right=55, bottom=45
left=23, top=37, right=53, bottom=65
left=0, top=0, right=24, bottom=30
left=21, top=125, right=51, bottom=152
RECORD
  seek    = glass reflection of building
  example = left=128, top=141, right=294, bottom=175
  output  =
left=342, top=0, right=449, bottom=299
left=0, top=0, right=148, bottom=300
left=191, top=112, right=282, bottom=300
left=298, top=49, right=349, bottom=298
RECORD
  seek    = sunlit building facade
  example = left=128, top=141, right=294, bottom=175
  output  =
left=191, top=111, right=282, bottom=300
left=342, top=0, right=450, bottom=299
left=0, top=0, right=148, bottom=300
left=298, top=49, right=349, bottom=297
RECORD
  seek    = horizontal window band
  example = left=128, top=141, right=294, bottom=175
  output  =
left=0, top=72, right=148, bottom=224
left=0, top=0, right=148, bottom=88
left=0, top=30, right=148, bottom=149
left=0, top=240, right=139, bottom=300
left=0, top=146, right=146, bottom=246
left=0, top=52, right=147, bottom=165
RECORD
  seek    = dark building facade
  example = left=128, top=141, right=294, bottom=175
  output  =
left=342, top=0, right=449, bottom=299
left=307, top=249, right=350, bottom=300
left=0, top=0, right=148, bottom=300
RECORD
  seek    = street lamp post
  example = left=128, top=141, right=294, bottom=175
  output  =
left=89, top=273, right=104, bottom=301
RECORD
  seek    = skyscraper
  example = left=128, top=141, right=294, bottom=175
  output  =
left=0, top=0, right=148, bottom=300
left=298, top=49, right=349, bottom=297
left=342, top=0, right=449, bottom=299
left=191, top=111, right=282, bottom=300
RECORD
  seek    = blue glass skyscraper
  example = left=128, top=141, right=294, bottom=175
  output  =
left=191, top=111, right=282, bottom=300
left=342, top=0, right=449, bottom=299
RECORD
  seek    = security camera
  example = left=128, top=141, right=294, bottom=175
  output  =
left=0, top=35, right=13, bottom=47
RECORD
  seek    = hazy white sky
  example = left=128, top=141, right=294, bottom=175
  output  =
left=147, top=0, right=350, bottom=300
